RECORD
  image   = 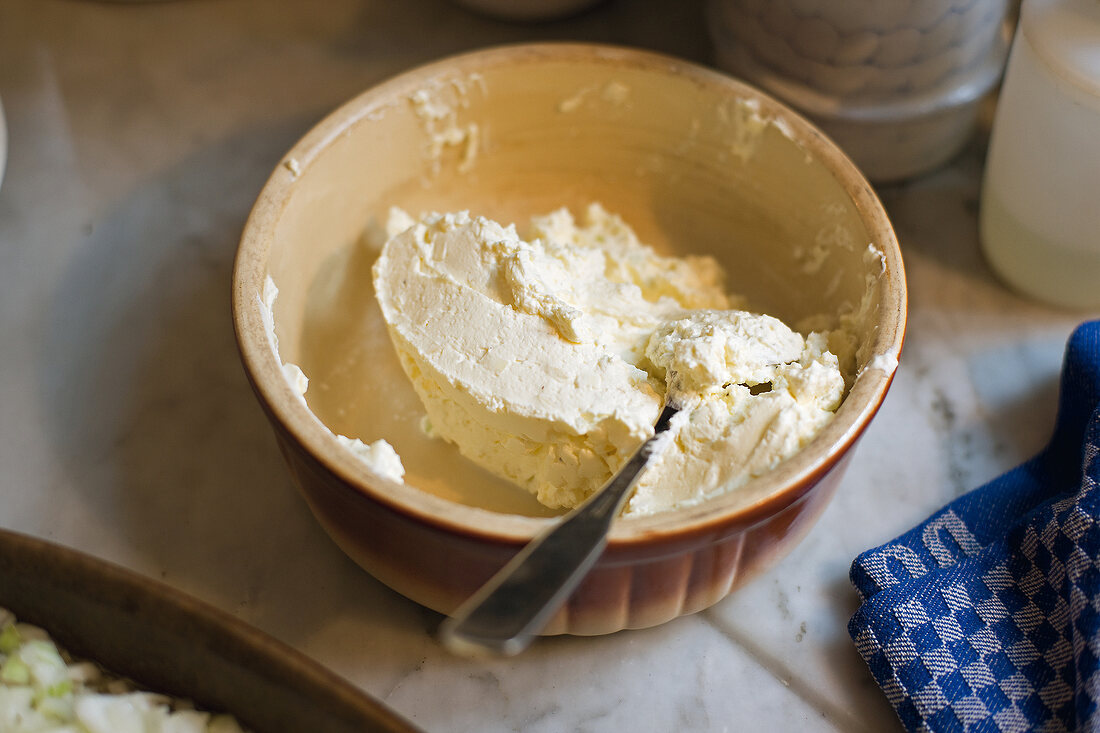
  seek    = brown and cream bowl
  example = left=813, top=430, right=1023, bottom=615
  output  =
left=232, top=43, right=906, bottom=637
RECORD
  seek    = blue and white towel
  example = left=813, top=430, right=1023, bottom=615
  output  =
left=850, top=322, right=1100, bottom=732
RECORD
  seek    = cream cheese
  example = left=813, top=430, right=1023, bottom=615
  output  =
left=333, top=435, right=405, bottom=483
left=409, top=74, right=485, bottom=175
left=629, top=316, right=844, bottom=514
left=373, top=205, right=847, bottom=515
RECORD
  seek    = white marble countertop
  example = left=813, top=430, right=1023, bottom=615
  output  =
left=0, top=1, right=1090, bottom=731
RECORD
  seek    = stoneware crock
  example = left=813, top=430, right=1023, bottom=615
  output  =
left=233, top=43, right=907, bottom=637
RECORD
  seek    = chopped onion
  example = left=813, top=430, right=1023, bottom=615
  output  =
left=0, top=608, right=248, bottom=733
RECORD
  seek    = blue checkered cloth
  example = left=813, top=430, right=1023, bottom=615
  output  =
left=849, top=322, right=1100, bottom=732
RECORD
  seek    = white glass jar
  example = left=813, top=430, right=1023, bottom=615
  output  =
left=980, top=0, right=1100, bottom=309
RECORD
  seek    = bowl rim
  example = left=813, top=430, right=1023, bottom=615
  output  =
left=233, top=41, right=907, bottom=549
left=0, top=528, right=419, bottom=733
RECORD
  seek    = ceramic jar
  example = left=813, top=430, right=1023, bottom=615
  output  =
left=708, top=0, right=1012, bottom=181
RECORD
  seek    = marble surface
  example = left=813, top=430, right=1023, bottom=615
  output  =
left=0, top=1, right=1089, bottom=731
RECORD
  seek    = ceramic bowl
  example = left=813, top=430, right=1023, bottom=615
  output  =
left=0, top=529, right=417, bottom=733
left=233, top=43, right=906, bottom=637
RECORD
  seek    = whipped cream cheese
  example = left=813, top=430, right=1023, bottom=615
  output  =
left=629, top=314, right=843, bottom=514
left=372, top=205, right=846, bottom=515
left=409, top=74, right=485, bottom=176
left=334, top=435, right=405, bottom=482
